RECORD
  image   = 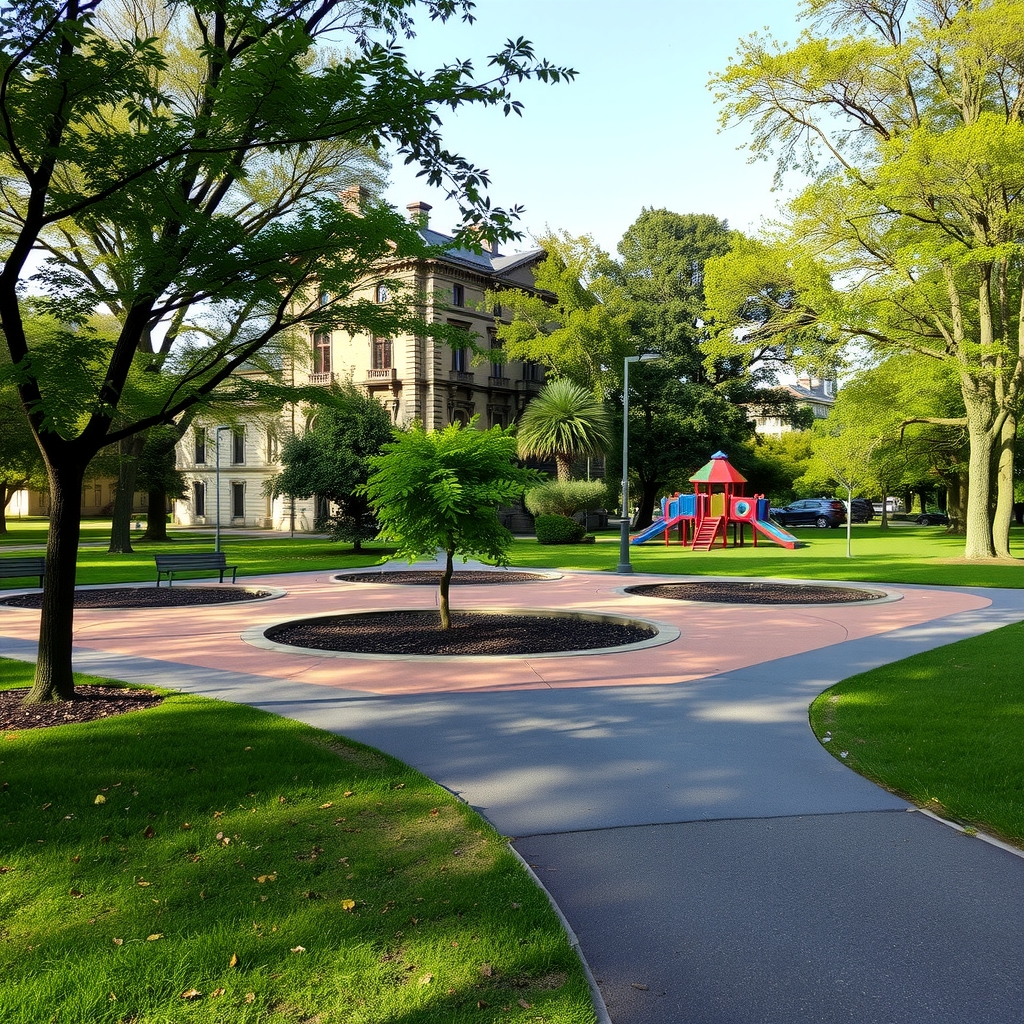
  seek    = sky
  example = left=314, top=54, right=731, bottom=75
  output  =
left=376, top=0, right=808, bottom=256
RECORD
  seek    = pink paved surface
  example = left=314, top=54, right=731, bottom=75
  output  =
left=0, top=570, right=990, bottom=695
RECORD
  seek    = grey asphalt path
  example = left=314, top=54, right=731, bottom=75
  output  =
left=4, top=579, right=1024, bottom=1022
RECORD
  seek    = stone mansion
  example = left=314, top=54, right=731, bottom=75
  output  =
left=173, top=199, right=550, bottom=532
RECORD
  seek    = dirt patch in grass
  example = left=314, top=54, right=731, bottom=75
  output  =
left=0, top=685, right=163, bottom=732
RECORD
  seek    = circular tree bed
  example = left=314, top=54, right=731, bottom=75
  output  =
left=0, top=587, right=273, bottom=610
left=335, top=570, right=552, bottom=585
left=625, top=581, right=885, bottom=604
left=264, top=609, right=659, bottom=656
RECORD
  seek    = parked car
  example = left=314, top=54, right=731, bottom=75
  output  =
left=915, top=510, right=949, bottom=526
left=872, top=497, right=902, bottom=514
left=846, top=498, right=875, bottom=523
left=770, top=498, right=847, bottom=529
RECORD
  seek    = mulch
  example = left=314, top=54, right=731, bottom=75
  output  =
left=266, top=610, right=657, bottom=656
left=0, top=587, right=272, bottom=610
left=625, top=581, right=885, bottom=603
left=0, top=685, right=164, bottom=732
left=335, top=570, right=551, bottom=585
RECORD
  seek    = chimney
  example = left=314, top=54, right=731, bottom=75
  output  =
left=406, top=200, right=432, bottom=227
left=341, top=185, right=370, bottom=213
left=466, top=224, right=499, bottom=257
left=796, top=372, right=812, bottom=390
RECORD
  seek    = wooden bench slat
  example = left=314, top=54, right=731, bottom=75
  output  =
left=0, top=557, right=46, bottom=586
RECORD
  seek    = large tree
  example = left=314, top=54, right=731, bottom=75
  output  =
left=0, top=0, right=574, bottom=702
left=712, top=0, right=1024, bottom=559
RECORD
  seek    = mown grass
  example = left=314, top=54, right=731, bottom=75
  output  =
left=504, top=524, right=1024, bottom=588
left=0, top=530, right=394, bottom=589
left=0, top=661, right=594, bottom=1024
left=809, top=621, right=1024, bottom=848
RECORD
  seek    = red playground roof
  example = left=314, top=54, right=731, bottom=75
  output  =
left=690, top=451, right=748, bottom=484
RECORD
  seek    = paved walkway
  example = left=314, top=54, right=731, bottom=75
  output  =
left=3, top=564, right=1024, bottom=1023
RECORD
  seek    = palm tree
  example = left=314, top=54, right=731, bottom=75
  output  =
left=516, top=379, right=612, bottom=481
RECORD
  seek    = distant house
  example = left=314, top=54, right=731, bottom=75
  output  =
left=173, top=195, right=552, bottom=532
left=748, top=374, right=837, bottom=437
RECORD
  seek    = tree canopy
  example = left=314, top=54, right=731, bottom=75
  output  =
left=0, top=0, right=574, bottom=701
left=712, top=0, right=1024, bottom=559
left=274, top=385, right=393, bottom=551
left=361, top=420, right=536, bottom=628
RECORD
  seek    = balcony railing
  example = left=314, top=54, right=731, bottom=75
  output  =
left=307, top=371, right=337, bottom=386
left=449, top=370, right=474, bottom=384
left=515, top=378, right=543, bottom=393
left=366, top=367, right=397, bottom=382
left=487, top=375, right=512, bottom=389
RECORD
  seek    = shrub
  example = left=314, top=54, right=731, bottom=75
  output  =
left=525, top=478, right=607, bottom=518
left=535, top=513, right=587, bottom=544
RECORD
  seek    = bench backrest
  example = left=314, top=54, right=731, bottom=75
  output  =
left=155, top=553, right=227, bottom=569
left=0, top=557, right=46, bottom=574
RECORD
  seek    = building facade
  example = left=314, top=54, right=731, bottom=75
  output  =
left=173, top=200, right=550, bottom=531
left=748, top=375, right=837, bottom=437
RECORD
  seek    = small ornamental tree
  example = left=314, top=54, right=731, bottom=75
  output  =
left=361, top=420, right=537, bottom=628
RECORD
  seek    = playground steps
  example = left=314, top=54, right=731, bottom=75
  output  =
left=691, top=516, right=723, bottom=551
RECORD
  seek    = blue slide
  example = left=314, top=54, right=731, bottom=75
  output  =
left=630, top=517, right=670, bottom=545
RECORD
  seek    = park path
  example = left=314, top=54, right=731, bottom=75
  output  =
left=2, top=565, right=1024, bottom=1022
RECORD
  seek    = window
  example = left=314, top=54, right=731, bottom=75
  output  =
left=452, top=283, right=465, bottom=307
left=231, top=427, right=245, bottom=465
left=232, top=482, right=245, bottom=519
left=312, top=331, right=332, bottom=374
left=523, top=360, right=542, bottom=381
left=490, top=337, right=504, bottom=378
left=375, top=282, right=390, bottom=303
left=452, top=347, right=470, bottom=372
left=319, top=290, right=331, bottom=307
left=265, top=427, right=278, bottom=462
left=372, top=336, right=393, bottom=370
left=193, top=481, right=205, bottom=517
left=194, top=430, right=206, bottom=465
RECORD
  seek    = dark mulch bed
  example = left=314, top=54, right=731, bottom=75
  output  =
left=266, top=610, right=656, bottom=656
left=0, top=685, right=164, bottom=732
left=0, top=586, right=272, bottom=610
left=335, top=570, right=551, bottom=586
left=626, top=581, right=885, bottom=604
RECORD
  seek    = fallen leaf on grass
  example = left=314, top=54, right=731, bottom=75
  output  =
left=290, top=946, right=306, bottom=954
left=518, top=999, right=533, bottom=1009
left=211, top=988, right=225, bottom=997
left=476, top=1001, right=488, bottom=1009
left=245, top=992, right=255, bottom=1003
left=94, top=795, right=106, bottom=805
left=112, top=938, right=123, bottom=946
left=418, top=974, right=433, bottom=986
left=343, top=791, right=353, bottom=798
left=255, top=873, right=277, bottom=884
left=143, top=826, right=155, bottom=839
left=341, top=899, right=356, bottom=912
left=137, top=880, right=151, bottom=887
left=69, top=888, right=83, bottom=899
left=479, top=963, right=493, bottom=978
left=319, top=802, right=333, bottom=809
left=147, top=934, right=163, bottom=942
left=180, top=988, right=202, bottom=1001
left=41, top=802, right=51, bottom=811
left=228, top=953, right=239, bottom=969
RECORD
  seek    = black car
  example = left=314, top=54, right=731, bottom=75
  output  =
left=847, top=498, right=875, bottom=523
left=915, top=510, right=949, bottom=526
left=770, top=498, right=847, bottom=529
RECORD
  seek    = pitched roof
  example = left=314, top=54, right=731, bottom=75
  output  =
left=689, top=451, right=748, bottom=484
left=418, top=227, right=546, bottom=278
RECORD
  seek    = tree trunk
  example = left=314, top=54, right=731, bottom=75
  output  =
left=108, top=435, right=144, bottom=553
left=25, top=457, right=85, bottom=703
left=438, top=547, right=453, bottom=629
left=992, top=411, right=1016, bottom=558
left=0, top=483, right=8, bottom=534
left=635, top=477, right=661, bottom=530
left=144, top=484, right=169, bottom=541
left=963, top=412, right=996, bottom=558
left=555, top=454, right=572, bottom=482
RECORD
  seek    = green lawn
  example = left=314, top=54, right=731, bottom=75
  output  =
left=504, top=524, right=1024, bottom=589
left=809, top=621, right=1024, bottom=848
left=0, top=529, right=395, bottom=589
left=0, top=660, right=594, bottom=1024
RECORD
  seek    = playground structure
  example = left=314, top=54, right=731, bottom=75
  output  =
left=631, top=451, right=799, bottom=551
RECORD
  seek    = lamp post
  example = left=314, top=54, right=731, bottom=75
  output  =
left=617, top=353, right=661, bottom=574
left=214, top=425, right=231, bottom=553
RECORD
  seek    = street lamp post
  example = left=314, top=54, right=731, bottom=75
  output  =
left=617, top=353, right=661, bottom=573
left=214, top=425, right=231, bottom=553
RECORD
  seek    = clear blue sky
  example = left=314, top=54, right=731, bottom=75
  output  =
left=377, top=0, right=806, bottom=254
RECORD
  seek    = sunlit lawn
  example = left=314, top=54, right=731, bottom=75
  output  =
left=0, top=660, right=594, bottom=1024
left=504, top=523, right=1024, bottom=589
left=809, top=621, right=1024, bottom=848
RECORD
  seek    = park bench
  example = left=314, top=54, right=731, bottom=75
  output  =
left=155, top=552, right=238, bottom=587
left=0, top=556, right=46, bottom=587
